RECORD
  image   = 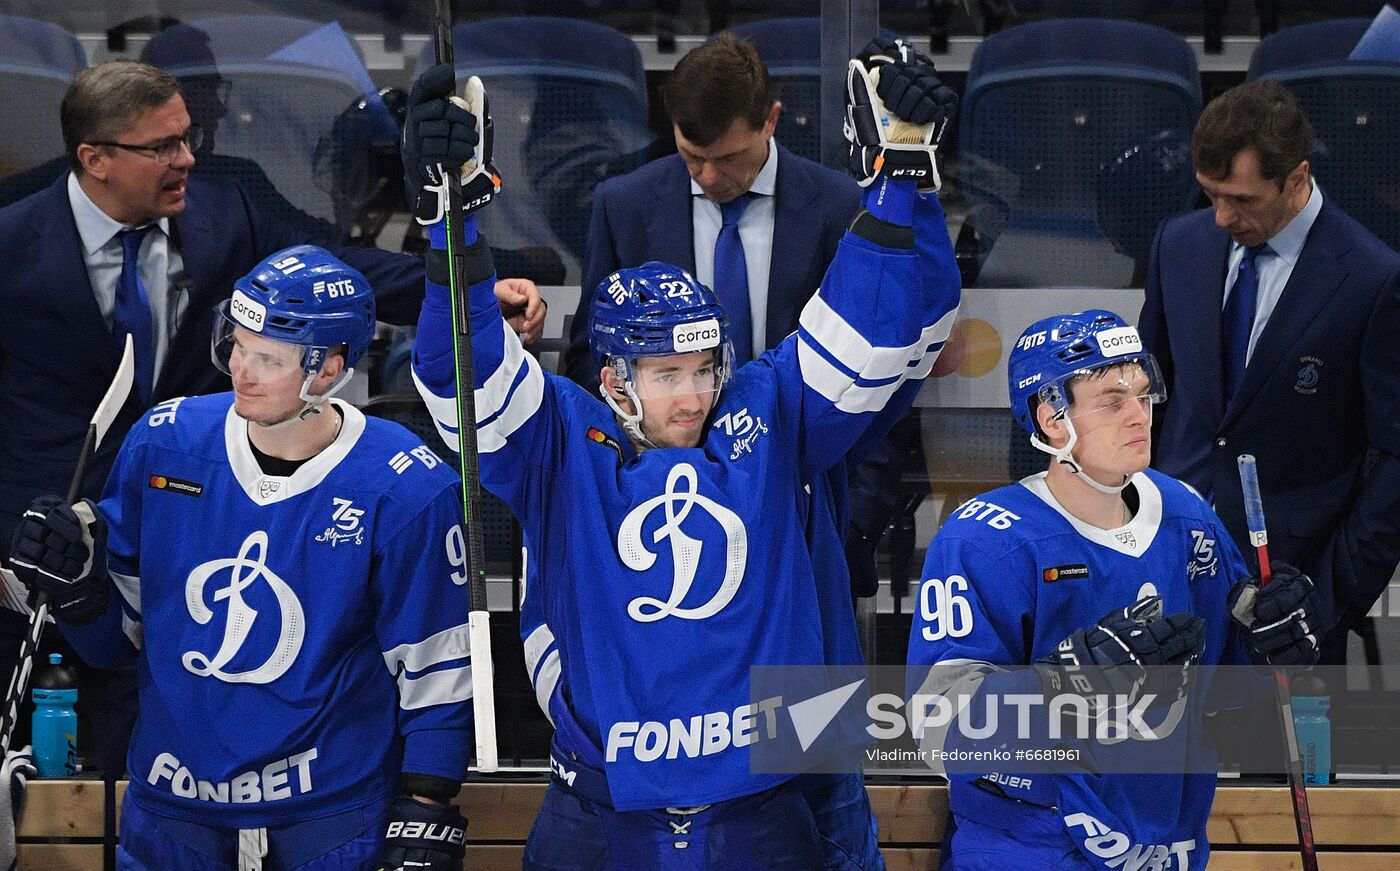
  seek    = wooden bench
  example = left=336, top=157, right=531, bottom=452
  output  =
left=17, top=781, right=1400, bottom=870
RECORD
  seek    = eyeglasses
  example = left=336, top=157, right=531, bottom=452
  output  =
left=90, top=126, right=204, bottom=165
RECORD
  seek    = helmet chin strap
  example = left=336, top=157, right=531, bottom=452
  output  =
left=600, top=379, right=657, bottom=450
left=1030, top=414, right=1132, bottom=495
left=250, top=367, right=355, bottom=432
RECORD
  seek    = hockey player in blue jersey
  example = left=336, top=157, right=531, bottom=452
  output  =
left=402, top=42, right=960, bottom=869
left=9, top=248, right=475, bottom=871
left=907, top=311, right=1320, bottom=870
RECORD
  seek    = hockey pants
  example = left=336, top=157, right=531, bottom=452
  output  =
left=116, top=792, right=386, bottom=870
left=523, top=777, right=821, bottom=870
left=797, top=771, right=886, bottom=871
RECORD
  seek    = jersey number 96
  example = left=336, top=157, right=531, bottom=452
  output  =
left=919, top=575, right=973, bottom=642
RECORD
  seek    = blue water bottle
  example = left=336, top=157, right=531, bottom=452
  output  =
left=32, top=653, right=79, bottom=777
left=1291, top=672, right=1331, bottom=786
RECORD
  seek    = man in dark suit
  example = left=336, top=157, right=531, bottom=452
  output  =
left=563, top=34, right=861, bottom=389
left=0, top=60, right=544, bottom=775
left=1140, top=81, right=1400, bottom=665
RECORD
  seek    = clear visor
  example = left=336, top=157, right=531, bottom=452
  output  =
left=1041, top=357, right=1167, bottom=423
left=624, top=345, right=732, bottom=401
left=211, top=302, right=320, bottom=383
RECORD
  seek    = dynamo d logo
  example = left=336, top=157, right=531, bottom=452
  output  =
left=182, top=531, right=305, bottom=684
left=618, top=463, right=747, bottom=622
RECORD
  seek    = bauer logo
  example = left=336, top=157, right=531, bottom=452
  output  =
left=1095, top=326, right=1142, bottom=357
left=230, top=290, right=266, bottom=332
left=673, top=319, right=721, bottom=353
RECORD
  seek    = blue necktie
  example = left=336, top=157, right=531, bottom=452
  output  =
left=714, top=194, right=755, bottom=364
left=1222, top=243, right=1269, bottom=403
left=114, top=226, right=155, bottom=405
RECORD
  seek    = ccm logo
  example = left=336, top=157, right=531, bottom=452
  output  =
left=673, top=318, right=721, bottom=352
left=229, top=290, right=266, bottom=331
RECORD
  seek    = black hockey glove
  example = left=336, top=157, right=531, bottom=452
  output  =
left=844, top=37, right=957, bottom=190
left=8, top=496, right=109, bottom=625
left=402, top=62, right=499, bottom=224
left=372, top=795, right=468, bottom=871
left=1037, top=596, right=1205, bottom=714
left=1228, top=562, right=1319, bottom=666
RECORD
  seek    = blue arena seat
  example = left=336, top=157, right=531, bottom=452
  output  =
left=1000, top=0, right=1153, bottom=17
left=959, top=18, right=1201, bottom=288
left=0, top=15, right=84, bottom=181
left=417, top=16, right=652, bottom=286
left=1248, top=18, right=1400, bottom=251
left=143, top=16, right=399, bottom=243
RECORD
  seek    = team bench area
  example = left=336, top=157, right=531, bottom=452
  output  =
left=15, top=780, right=1400, bottom=870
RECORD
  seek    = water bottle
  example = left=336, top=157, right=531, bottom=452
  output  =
left=1290, top=672, right=1331, bottom=786
left=32, top=653, right=79, bottom=777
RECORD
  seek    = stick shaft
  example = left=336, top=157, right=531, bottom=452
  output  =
left=432, top=0, right=497, bottom=772
left=1237, top=453, right=1317, bottom=871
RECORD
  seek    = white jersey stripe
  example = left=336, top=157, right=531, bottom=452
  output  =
left=476, top=320, right=528, bottom=424
left=479, top=353, right=545, bottom=454
left=522, top=622, right=556, bottom=679
left=396, top=664, right=473, bottom=710
left=381, top=623, right=471, bottom=674
left=532, top=650, right=561, bottom=725
left=800, top=294, right=949, bottom=383
left=412, top=368, right=462, bottom=453
left=112, top=570, right=142, bottom=616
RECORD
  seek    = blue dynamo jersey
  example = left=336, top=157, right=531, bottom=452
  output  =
left=62, top=395, right=475, bottom=828
left=415, top=189, right=961, bottom=811
left=908, top=469, right=1251, bottom=870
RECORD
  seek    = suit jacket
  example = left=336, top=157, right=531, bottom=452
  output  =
left=0, top=173, right=424, bottom=546
left=1139, top=199, right=1400, bottom=646
left=562, top=147, right=861, bottom=389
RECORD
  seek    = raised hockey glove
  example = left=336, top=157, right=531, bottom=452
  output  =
left=402, top=62, right=500, bottom=225
left=8, top=496, right=109, bottom=625
left=844, top=37, right=957, bottom=191
left=1037, top=596, right=1205, bottom=714
left=1228, top=562, right=1319, bottom=666
left=373, top=795, right=468, bottom=871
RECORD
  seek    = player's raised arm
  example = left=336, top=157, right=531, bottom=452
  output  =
left=402, top=66, right=555, bottom=469
left=779, top=40, right=961, bottom=477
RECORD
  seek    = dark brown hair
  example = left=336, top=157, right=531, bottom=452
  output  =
left=62, top=60, right=183, bottom=174
left=661, top=34, right=773, bottom=147
left=1192, top=80, right=1314, bottom=185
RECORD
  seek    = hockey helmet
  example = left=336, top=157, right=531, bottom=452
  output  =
left=213, top=244, right=376, bottom=377
left=587, top=263, right=733, bottom=447
left=1008, top=310, right=1165, bottom=438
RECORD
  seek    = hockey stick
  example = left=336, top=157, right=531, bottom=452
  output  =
left=0, top=336, right=135, bottom=756
left=432, top=0, right=497, bottom=773
left=1237, top=454, right=1318, bottom=871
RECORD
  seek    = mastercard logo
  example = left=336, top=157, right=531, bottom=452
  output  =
left=150, top=475, right=168, bottom=489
